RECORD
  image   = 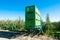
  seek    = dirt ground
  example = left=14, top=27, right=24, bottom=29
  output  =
left=0, top=35, right=57, bottom=40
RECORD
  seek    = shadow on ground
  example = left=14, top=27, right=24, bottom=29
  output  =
left=0, top=31, right=27, bottom=39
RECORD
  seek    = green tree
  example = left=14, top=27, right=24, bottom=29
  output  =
left=45, top=13, right=51, bottom=34
left=45, top=13, right=55, bottom=36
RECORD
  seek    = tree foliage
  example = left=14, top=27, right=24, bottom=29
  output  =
left=43, top=13, right=60, bottom=37
left=0, top=17, right=25, bottom=31
left=44, top=13, right=55, bottom=36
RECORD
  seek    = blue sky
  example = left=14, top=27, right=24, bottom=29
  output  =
left=0, top=0, right=60, bottom=22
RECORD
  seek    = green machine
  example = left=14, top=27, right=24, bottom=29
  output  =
left=25, top=5, right=43, bottom=33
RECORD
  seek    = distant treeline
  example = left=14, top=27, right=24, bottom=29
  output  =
left=43, top=21, right=60, bottom=35
left=0, top=17, right=25, bottom=31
